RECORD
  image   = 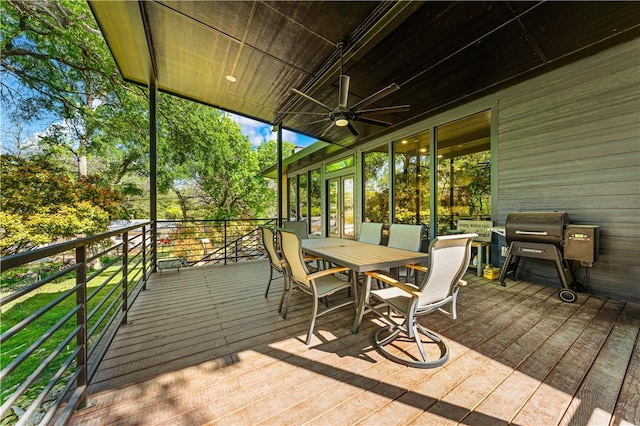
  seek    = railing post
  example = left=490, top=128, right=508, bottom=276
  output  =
left=142, top=226, right=147, bottom=290
left=224, top=220, right=228, bottom=265
left=122, top=231, right=129, bottom=324
left=75, top=244, right=88, bottom=408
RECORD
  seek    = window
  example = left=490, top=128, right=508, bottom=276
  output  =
left=309, top=169, right=321, bottom=236
left=288, top=169, right=321, bottom=235
left=363, top=145, right=390, bottom=223
left=299, top=173, right=308, bottom=223
left=393, top=132, right=430, bottom=225
left=325, top=156, right=354, bottom=173
left=288, top=176, right=298, bottom=220
left=436, top=110, right=491, bottom=234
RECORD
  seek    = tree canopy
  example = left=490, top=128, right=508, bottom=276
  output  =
left=155, top=95, right=289, bottom=220
left=0, top=0, right=301, bottom=254
left=0, top=155, right=123, bottom=255
left=1, top=0, right=130, bottom=175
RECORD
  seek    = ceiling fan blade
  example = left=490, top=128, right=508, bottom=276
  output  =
left=292, top=88, right=333, bottom=112
left=320, top=121, right=335, bottom=137
left=276, top=110, right=328, bottom=116
left=298, top=117, right=332, bottom=127
left=346, top=122, right=359, bottom=137
left=339, top=75, right=350, bottom=109
left=350, top=83, right=400, bottom=111
left=356, top=105, right=410, bottom=115
left=352, top=116, right=392, bottom=127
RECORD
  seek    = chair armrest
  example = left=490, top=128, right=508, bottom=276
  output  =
left=406, top=264, right=428, bottom=273
left=308, top=266, right=350, bottom=280
left=303, top=255, right=323, bottom=262
left=365, top=271, right=422, bottom=298
left=457, top=279, right=467, bottom=287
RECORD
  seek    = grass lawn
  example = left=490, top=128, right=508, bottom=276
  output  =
left=1, top=261, right=144, bottom=407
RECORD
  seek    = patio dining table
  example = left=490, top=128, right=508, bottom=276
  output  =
left=301, top=238, right=429, bottom=333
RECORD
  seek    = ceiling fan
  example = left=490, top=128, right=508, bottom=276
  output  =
left=282, top=43, right=409, bottom=138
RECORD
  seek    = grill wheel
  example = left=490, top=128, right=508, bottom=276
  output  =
left=558, top=288, right=577, bottom=303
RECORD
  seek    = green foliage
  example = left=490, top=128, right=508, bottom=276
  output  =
left=0, top=259, right=142, bottom=412
left=0, top=155, right=122, bottom=255
left=1, top=0, right=126, bottom=176
left=153, top=95, right=281, bottom=220
left=1, top=0, right=288, bottom=226
left=255, top=139, right=296, bottom=171
left=363, top=151, right=390, bottom=223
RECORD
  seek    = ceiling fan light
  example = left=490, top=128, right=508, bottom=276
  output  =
left=335, top=118, right=349, bottom=127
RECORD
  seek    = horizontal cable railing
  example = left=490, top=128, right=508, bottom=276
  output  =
left=0, top=218, right=276, bottom=425
left=1, top=222, right=154, bottom=425
left=156, top=218, right=275, bottom=267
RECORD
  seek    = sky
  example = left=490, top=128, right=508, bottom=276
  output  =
left=229, top=113, right=316, bottom=149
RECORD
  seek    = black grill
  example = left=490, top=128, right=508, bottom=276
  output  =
left=500, top=211, right=578, bottom=302
left=505, top=211, right=569, bottom=245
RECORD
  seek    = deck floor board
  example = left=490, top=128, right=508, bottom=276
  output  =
left=68, top=260, right=639, bottom=425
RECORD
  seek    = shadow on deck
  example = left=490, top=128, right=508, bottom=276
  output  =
left=69, top=260, right=639, bottom=425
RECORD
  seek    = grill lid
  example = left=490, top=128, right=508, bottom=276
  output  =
left=506, top=212, right=569, bottom=245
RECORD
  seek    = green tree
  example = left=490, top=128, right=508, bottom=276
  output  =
left=255, top=139, right=296, bottom=171
left=1, top=0, right=132, bottom=176
left=2, top=0, right=295, bottom=225
left=154, top=95, right=279, bottom=220
left=0, top=155, right=123, bottom=255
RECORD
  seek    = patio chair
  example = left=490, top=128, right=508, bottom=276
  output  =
left=277, top=228, right=355, bottom=345
left=387, top=223, right=423, bottom=251
left=358, top=222, right=383, bottom=245
left=386, top=223, right=424, bottom=282
left=282, top=220, right=309, bottom=239
left=260, top=226, right=320, bottom=313
left=260, top=226, right=286, bottom=298
left=362, top=233, right=477, bottom=368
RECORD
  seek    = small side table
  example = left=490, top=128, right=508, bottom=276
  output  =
left=471, top=242, right=491, bottom=277
left=157, top=257, right=187, bottom=274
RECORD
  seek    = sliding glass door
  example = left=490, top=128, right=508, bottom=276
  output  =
left=327, top=175, right=354, bottom=238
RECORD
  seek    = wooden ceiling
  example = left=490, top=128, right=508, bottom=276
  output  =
left=90, top=1, right=640, bottom=150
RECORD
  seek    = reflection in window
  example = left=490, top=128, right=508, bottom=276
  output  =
left=436, top=110, right=491, bottom=234
left=310, top=169, right=321, bottom=236
left=363, top=146, right=390, bottom=223
left=343, top=176, right=355, bottom=237
left=325, top=156, right=354, bottom=173
left=288, top=170, right=321, bottom=235
left=394, top=133, right=430, bottom=225
left=288, top=176, right=298, bottom=220
left=328, top=179, right=338, bottom=236
left=299, top=173, right=308, bottom=224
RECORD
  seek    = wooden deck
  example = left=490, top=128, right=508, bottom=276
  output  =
left=69, top=260, right=640, bottom=426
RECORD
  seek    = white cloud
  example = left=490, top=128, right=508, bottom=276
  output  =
left=228, top=113, right=317, bottom=148
left=228, top=113, right=269, bottom=147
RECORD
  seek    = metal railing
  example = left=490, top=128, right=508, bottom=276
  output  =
left=1, top=221, right=154, bottom=425
left=156, top=218, right=275, bottom=265
left=0, top=218, right=275, bottom=425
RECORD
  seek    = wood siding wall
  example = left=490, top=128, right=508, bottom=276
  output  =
left=495, top=39, right=640, bottom=302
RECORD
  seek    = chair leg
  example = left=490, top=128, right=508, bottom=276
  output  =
left=278, top=272, right=288, bottom=313
left=264, top=265, right=274, bottom=297
left=413, top=325, right=429, bottom=361
left=306, top=296, right=320, bottom=345
left=450, top=294, right=458, bottom=320
left=282, top=277, right=294, bottom=319
left=374, top=319, right=450, bottom=369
